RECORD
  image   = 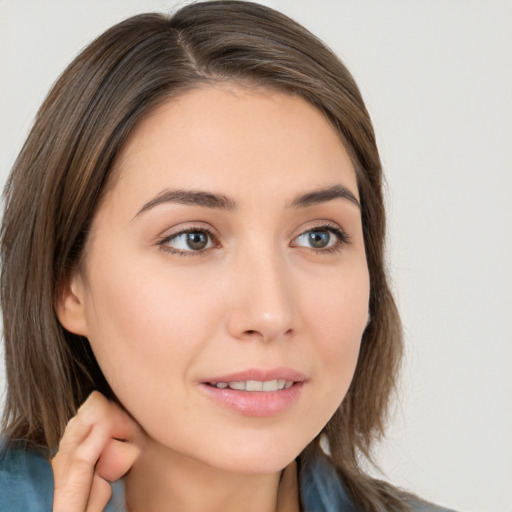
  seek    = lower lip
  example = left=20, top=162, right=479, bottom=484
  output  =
left=199, top=382, right=304, bottom=417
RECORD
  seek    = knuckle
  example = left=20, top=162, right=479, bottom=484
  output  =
left=71, top=447, right=97, bottom=469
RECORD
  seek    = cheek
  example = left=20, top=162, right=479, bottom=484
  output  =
left=303, top=264, right=369, bottom=406
left=81, top=259, right=221, bottom=395
left=80, top=265, right=227, bottom=446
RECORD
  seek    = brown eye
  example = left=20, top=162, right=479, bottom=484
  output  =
left=185, top=231, right=209, bottom=250
left=162, top=229, right=214, bottom=254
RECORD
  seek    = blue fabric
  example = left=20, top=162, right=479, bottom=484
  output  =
left=299, top=452, right=358, bottom=512
left=0, top=439, right=123, bottom=512
left=0, top=440, right=53, bottom=512
left=0, top=439, right=456, bottom=511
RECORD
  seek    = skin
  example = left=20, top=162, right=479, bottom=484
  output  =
left=55, top=84, right=370, bottom=512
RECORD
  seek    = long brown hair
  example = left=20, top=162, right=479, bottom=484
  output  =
left=1, top=1, right=406, bottom=509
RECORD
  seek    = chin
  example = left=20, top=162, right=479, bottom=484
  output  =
left=207, top=448, right=301, bottom=475
left=190, top=429, right=315, bottom=475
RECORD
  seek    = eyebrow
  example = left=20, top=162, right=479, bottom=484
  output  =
left=135, top=189, right=237, bottom=217
left=135, top=184, right=360, bottom=218
left=289, top=185, right=360, bottom=209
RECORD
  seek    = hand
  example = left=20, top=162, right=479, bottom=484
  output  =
left=51, top=391, right=144, bottom=512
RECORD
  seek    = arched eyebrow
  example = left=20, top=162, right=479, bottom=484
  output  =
left=134, top=184, right=359, bottom=219
left=289, top=185, right=360, bottom=209
left=135, top=189, right=238, bottom=218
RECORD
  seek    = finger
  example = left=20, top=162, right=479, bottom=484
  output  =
left=56, top=392, right=108, bottom=454
left=52, top=418, right=111, bottom=512
left=56, top=392, right=142, bottom=464
left=81, top=392, right=144, bottom=446
left=96, top=438, right=141, bottom=482
left=85, top=472, right=112, bottom=512
left=103, top=400, right=145, bottom=447
left=52, top=392, right=132, bottom=512
left=52, top=392, right=144, bottom=512
left=57, top=415, right=92, bottom=451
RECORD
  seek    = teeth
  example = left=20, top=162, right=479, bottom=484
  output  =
left=262, top=380, right=278, bottom=391
left=228, top=381, right=245, bottom=390
left=246, top=380, right=263, bottom=391
left=213, top=380, right=294, bottom=391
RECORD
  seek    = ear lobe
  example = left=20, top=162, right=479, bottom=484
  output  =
left=55, top=273, right=89, bottom=336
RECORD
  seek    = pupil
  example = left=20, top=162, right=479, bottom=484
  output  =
left=186, top=232, right=208, bottom=250
left=309, top=231, right=329, bottom=248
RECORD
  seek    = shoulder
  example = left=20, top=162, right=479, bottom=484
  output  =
left=299, top=449, right=460, bottom=512
left=0, top=438, right=54, bottom=512
left=299, top=451, right=358, bottom=511
left=404, top=495, right=459, bottom=512
left=0, top=437, right=127, bottom=512
left=405, top=499, right=459, bottom=512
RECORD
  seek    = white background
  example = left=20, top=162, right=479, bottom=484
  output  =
left=1, top=1, right=511, bottom=511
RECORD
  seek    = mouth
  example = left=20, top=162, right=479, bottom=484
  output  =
left=200, top=368, right=306, bottom=416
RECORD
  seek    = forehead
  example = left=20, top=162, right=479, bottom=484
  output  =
left=108, top=84, right=358, bottom=209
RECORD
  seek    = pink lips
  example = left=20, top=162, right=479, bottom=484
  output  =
left=199, top=367, right=306, bottom=417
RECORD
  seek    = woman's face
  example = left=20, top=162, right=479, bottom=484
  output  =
left=59, top=84, right=370, bottom=474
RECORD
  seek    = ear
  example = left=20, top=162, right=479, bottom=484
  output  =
left=55, top=271, right=89, bottom=336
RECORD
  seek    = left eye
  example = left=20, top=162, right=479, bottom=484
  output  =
left=162, top=230, right=214, bottom=253
left=292, top=227, right=343, bottom=250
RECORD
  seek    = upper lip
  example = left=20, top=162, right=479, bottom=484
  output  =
left=202, top=367, right=307, bottom=385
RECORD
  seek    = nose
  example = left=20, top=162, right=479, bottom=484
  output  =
left=225, top=249, right=296, bottom=343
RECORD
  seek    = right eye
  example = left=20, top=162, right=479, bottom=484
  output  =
left=159, top=228, right=216, bottom=255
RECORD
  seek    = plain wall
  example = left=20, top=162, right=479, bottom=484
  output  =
left=1, top=1, right=511, bottom=511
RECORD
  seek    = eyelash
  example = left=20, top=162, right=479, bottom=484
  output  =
left=157, top=223, right=351, bottom=257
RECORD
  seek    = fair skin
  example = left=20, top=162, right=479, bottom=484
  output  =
left=54, top=84, right=370, bottom=512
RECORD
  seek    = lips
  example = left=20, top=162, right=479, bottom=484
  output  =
left=202, top=367, right=306, bottom=386
left=200, top=368, right=306, bottom=417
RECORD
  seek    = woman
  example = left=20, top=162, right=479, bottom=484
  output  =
left=0, top=2, right=455, bottom=511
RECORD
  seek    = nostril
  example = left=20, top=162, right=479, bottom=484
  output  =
left=241, top=328, right=294, bottom=342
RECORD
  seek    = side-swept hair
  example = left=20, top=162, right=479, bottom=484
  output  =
left=1, top=2, right=405, bottom=509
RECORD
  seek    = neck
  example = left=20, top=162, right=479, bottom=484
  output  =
left=124, top=438, right=300, bottom=512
